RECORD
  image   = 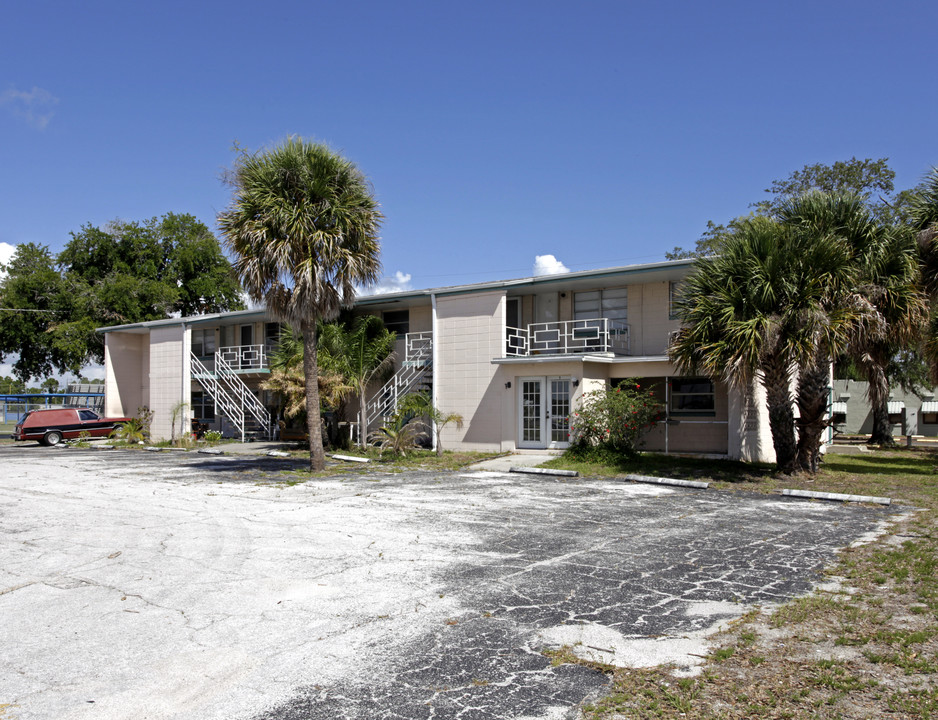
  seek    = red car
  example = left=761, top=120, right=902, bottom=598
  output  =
left=12, top=407, right=132, bottom=446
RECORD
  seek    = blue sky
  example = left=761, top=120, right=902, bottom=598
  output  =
left=2, top=0, right=937, bottom=296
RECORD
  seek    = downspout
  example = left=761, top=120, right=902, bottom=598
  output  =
left=431, top=293, right=438, bottom=453
left=181, top=321, right=189, bottom=441
left=665, top=375, right=670, bottom=455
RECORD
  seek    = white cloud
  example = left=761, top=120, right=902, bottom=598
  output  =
left=533, top=254, right=570, bottom=276
left=366, top=271, right=413, bottom=295
left=0, top=242, right=16, bottom=279
left=1, top=86, right=59, bottom=130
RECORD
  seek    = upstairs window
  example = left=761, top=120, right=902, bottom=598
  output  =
left=192, top=328, right=216, bottom=357
left=669, top=282, right=682, bottom=320
left=574, top=287, right=627, bottom=321
left=264, top=323, right=282, bottom=350
left=383, top=310, right=409, bottom=336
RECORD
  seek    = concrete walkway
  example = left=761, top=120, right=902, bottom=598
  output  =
left=467, top=451, right=561, bottom=472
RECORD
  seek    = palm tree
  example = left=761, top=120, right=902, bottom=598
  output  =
left=671, top=214, right=860, bottom=473
left=850, top=225, right=926, bottom=445
left=912, top=169, right=938, bottom=380
left=670, top=217, right=806, bottom=472
left=318, top=314, right=397, bottom=447
left=775, top=192, right=873, bottom=469
left=218, top=138, right=383, bottom=471
left=397, top=391, right=464, bottom=456
left=263, top=324, right=353, bottom=428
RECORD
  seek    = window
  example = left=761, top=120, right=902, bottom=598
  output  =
left=506, top=297, right=521, bottom=329
left=574, top=287, right=628, bottom=321
left=265, top=323, right=282, bottom=350
left=78, top=410, right=99, bottom=421
left=383, top=310, right=409, bottom=335
left=191, top=391, right=215, bottom=421
left=670, top=378, right=715, bottom=416
left=191, top=328, right=216, bottom=357
left=669, top=282, right=682, bottom=320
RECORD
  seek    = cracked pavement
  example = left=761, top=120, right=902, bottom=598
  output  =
left=0, top=446, right=897, bottom=719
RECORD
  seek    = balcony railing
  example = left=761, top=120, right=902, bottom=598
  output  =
left=505, top=318, right=630, bottom=357
left=217, top=344, right=268, bottom=371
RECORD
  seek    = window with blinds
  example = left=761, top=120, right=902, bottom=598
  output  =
left=574, top=287, right=628, bottom=321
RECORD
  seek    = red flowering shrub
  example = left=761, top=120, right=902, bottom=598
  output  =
left=569, top=381, right=664, bottom=455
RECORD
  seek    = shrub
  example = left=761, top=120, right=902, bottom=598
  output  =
left=569, top=381, right=664, bottom=455
left=204, top=429, right=223, bottom=444
left=111, top=418, right=146, bottom=444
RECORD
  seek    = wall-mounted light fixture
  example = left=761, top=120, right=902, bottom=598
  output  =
left=505, top=381, right=512, bottom=390
left=572, top=378, right=580, bottom=388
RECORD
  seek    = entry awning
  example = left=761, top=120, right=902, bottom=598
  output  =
left=887, top=401, right=905, bottom=414
left=922, top=401, right=938, bottom=413
left=830, top=401, right=848, bottom=415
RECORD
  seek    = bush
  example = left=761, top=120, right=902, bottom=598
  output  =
left=570, top=381, right=664, bottom=455
left=204, top=429, right=223, bottom=444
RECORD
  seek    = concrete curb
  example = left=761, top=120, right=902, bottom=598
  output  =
left=198, top=448, right=224, bottom=455
left=265, top=450, right=291, bottom=458
left=623, top=474, right=709, bottom=490
left=781, top=488, right=891, bottom=505
left=144, top=446, right=162, bottom=452
left=331, top=454, right=371, bottom=464
left=509, top=466, right=578, bottom=477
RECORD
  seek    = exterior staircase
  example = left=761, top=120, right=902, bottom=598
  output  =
left=191, top=351, right=272, bottom=442
left=363, top=332, right=433, bottom=438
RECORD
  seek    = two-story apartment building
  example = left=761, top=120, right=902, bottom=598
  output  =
left=99, top=259, right=777, bottom=463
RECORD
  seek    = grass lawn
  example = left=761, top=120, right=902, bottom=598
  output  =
left=542, top=448, right=938, bottom=719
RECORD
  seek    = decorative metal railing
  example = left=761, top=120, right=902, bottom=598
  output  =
left=218, top=344, right=268, bottom=371
left=191, top=351, right=272, bottom=442
left=505, top=318, right=630, bottom=357
left=363, top=332, right=433, bottom=436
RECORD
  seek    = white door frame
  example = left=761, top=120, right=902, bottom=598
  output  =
left=517, top=376, right=571, bottom=450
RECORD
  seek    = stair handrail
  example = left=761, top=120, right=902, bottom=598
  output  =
left=191, top=353, right=246, bottom=441
left=215, top=352, right=271, bottom=435
left=364, top=332, right=433, bottom=433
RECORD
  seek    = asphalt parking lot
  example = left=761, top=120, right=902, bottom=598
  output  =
left=0, top=445, right=897, bottom=720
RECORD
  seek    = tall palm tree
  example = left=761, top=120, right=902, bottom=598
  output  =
left=218, top=138, right=383, bottom=471
left=775, top=192, right=873, bottom=469
left=850, top=225, right=926, bottom=445
left=912, top=169, right=938, bottom=380
left=671, top=217, right=808, bottom=472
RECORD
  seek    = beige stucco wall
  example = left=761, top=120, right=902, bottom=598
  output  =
left=628, top=281, right=681, bottom=357
left=104, top=332, right=149, bottom=418
left=148, top=326, right=187, bottom=441
left=435, top=290, right=507, bottom=452
left=410, top=304, right=432, bottom=333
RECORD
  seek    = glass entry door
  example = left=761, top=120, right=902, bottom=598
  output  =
left=518, top=376, right=571, bottom=449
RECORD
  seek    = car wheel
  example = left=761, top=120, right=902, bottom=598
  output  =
left=44, top=431, right=63, bottom=446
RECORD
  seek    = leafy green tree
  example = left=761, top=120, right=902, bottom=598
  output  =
left=218, top=138, right=383, bottom=471
left=666, top=158, right=905, bottom=260
left=755, top=157, right=897, bottom=216
left=0, top=376, right=26, bottom=394
left=0, top=243, right=83, bottom=379
left=0, top=214, right=243, bottom=380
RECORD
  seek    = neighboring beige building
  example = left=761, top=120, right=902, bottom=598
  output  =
left=99, top=259, right=778, bottom=463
